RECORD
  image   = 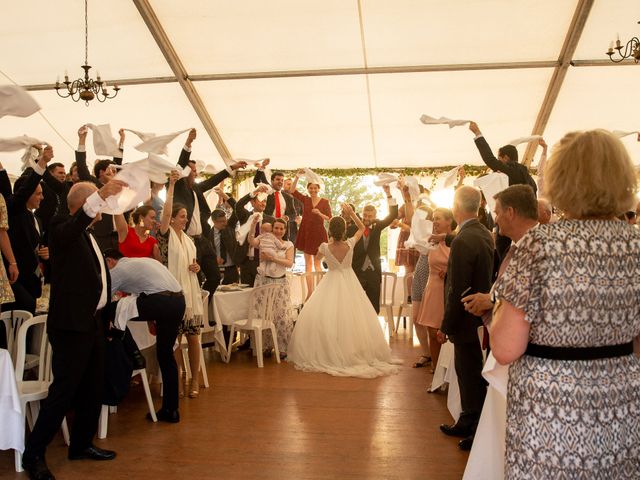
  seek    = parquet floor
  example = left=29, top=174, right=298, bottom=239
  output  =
left=1, top=326, right=469, bottom=480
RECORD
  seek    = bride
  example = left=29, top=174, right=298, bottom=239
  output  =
left=287, top=203, right=401, bottom=378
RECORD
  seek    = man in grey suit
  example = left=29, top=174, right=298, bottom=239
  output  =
left=439, top=186, right=495, bottom=451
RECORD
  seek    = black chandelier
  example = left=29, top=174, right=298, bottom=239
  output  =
left=55, top=0, right=120, bottom=105
left=606, top=21, right=640, bottom=63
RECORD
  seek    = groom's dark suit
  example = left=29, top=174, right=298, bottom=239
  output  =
left=24, top=206, right=111, bottom=458
left=441, top=218, right=494, bottom=434
left=350, top=204, right=398, bottom=313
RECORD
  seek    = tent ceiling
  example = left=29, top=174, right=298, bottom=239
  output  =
left=0, top=0, right=637, bottom=174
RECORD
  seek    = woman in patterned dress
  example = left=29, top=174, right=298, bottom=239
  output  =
left=288, top=170, right=332, bottom=298
left=0, top=194, right=18, bottom=303
left=250, top=218, right=295, bottom=359
left=491, top=129, right=640, bottom=479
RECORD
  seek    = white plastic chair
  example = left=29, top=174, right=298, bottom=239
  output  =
left=13, top=315, right=51, bottom=472
left=226, top=284, right=281, bottom=368
left=1, top=310, right=35, bottom=366
left=97, top=367, right=156, bottom=439
left=395, top=273, right=414, bottom=338
left=380, top=272, right=397, bottom=337
left=181, top=290, right=210, bottom=388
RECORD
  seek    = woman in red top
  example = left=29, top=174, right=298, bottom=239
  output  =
left=288, top=170, right=332, bottom=297
left=119, top=205, right=161, bottom=260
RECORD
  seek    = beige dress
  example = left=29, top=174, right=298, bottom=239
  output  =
left=0, top=195, right=15, bottom=304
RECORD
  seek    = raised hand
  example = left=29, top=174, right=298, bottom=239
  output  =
left=186, top=128, right=197, bottom=147
left=468, top=121, right=481, bottom=136
left=230, top=160, right=247, bottom=170
left=98, top=179, right=128, bottom=200
left=168, top=169, right=181, bottom=185
left=118, top=128, right=125, bottom=145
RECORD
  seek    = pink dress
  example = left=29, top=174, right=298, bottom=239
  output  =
left=415, top=242, right=450, bottom=328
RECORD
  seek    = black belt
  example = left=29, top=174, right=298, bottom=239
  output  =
left=152, top=290, right=184, bottom=298
left=525, top=342, right=634, bottom=361
left=265, top=274, right=285, bottom=279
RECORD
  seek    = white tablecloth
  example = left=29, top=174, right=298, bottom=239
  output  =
left=0, top=348, right=24, bottom=453
left=463, top=353, right=508, bottom=480
left=212, top=287, right=253, bottom=360
left=428, top=341, right=461, bottom=422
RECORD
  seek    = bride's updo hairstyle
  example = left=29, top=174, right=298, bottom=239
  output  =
left=328, top=216, right=347, bottom=240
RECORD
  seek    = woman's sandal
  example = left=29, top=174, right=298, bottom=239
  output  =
left=412, top=355, right=431, bottom=368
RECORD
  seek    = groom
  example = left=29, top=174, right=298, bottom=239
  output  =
left=349, top=184, right=398, bottom=313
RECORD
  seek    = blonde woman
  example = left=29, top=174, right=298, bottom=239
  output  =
left=492, top=130, right=640, bottom=478
left=158, top=171, right=204, bottom=398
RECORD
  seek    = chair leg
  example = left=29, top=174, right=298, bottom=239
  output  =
left=98, top=404, right=109, bottom=439
left=199, top=346, right=209, bottom=388
left=394, top=306, right=402, bottom=333
left=138, top=369, right=157, bottom=422
left=255, top=329, right=264, bottom=368
left=61, top=417, right=70, bottom=445
left=225, top=326, right=235, bottom=363
left=386, top=306, right=394, bottom=337
left=270, top=326, right=281, bottom=364
left=182, top=344, right=192, bottom=380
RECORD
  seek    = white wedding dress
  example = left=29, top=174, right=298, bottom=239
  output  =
left=288, top=238, right=401, bottom=378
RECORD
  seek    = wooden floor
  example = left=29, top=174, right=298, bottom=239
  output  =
left=1, top=325, right=469, bottom=480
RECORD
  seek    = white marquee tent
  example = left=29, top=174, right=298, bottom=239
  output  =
left=1, top=0, right=638, bottom=175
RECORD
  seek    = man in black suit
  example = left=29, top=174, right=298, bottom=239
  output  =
left=210, top=208, right=240, bottom=285
left=0, top=149, right=52, bottom=313
left=253, top=163, right=299, bottom=240
left=469, top=121, right=537, bottom=261
left=350, top=184, right=398, bottom=313
left=75, top=125, right=125, bottom=252
left=22, top=179, right=126, bottom=480
left=234, top=185, right=272, bottom=286
left=439, top=186, right=494, bottom=451
left=174, top=129, right=245, bottom=294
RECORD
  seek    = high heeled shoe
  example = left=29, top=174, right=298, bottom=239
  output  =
left=188, top=379, right=199, bottom=398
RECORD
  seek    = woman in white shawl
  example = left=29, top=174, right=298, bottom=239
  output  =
left=157, top=171, right=204, bottom=398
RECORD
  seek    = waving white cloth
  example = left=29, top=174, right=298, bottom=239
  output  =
left=612, top=130, right=640, bottom=141
left=420, top=114, right=471, bottom=129
left=87, top=123, right=121, bottom=157
left=0, top=85, right=40, bottom=118
left=298, top=168, right=324, bottom=191
left=255, top=182, right=274, bottom=202
left=507, top=134, right=542, bottom=146
left=133, top=153, right=190, bottom=184
left=237, top=212, right=262, bottom=246
left=134, top=128, right=190, bottom=155
left=373, top=173, right=398, bottom=186
left=167, top=228, right=203, bottom=324
left=440, top=166, right=461, bottom=188
left=233, top=158, right=268, bottom=166
left=473, top=173, right=509, bottom=213
left=404, top=175, right=421, bottom=203
left=0, top=135, right=44, bottom=152
left=404, top=209, right=434, bottom=255
left=103, top=163, right=152, bottom=215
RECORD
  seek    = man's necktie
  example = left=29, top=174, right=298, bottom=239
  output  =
left=275, top=191, right=282, bottom=218
left=254, top=223, right=260, bottom=260
left=218, top=231, right=227, bottom=263
left=363, top=227, right=370, bottom=238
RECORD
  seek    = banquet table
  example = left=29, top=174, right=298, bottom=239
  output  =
left=463, top=353, right=508, bottom=480
left=0, top=348, right=24, bottom=454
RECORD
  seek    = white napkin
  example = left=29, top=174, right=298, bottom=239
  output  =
left=297, top=167, right=325, bottom=191
left=404, top=175, right=421, bottom=203
left=440, top=166, right=461, bottom=189
left=612, top=130, right=640, bottom=141
left=0, top=85, right=40, bottom=118
left=404, top=209, right=434, bottom=255
left=508, top=134, right=542, bottom=146
left=103, top=163, right=152, bottom=215
left=373, top=173, right=399, bottom=187
left=420, top=114, right=471, bottom=129
left=134, top=128, right=190, bottom=155
left=126, top=154, right=190, bottom=185
left=0, top=135, right=45, bottom=152
left=482, top=353, right=509, bottom=399
left=87, top=123, right=121, bottom=157
left=236, top=212, right=262, bottom=246
left=473, top=172, right=509, bottom=213
left=114, top=295, right=140, bottom=331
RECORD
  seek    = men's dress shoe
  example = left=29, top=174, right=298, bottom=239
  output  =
left=439, top=423, right=472, bottom=438
left=458, top=435, right=474, bottom=451
left=22, top=455, right=56, bottom=480
left=68, top=445, right=116, bottom=461
left=148, top=409, right=180, bottom=423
